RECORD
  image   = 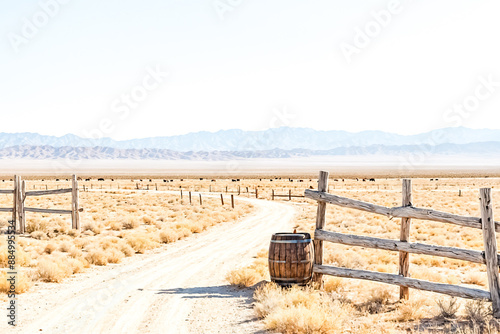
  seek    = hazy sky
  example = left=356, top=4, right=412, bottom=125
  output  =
left=1, top=0, right=499, bottom=140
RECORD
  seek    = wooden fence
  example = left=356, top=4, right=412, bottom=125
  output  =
left=1, top=175, right=81, bottom=233
left=305, top=171, right=500, bottom=317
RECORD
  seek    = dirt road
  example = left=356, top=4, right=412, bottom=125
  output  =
left=3, top=196, right=296, bottom=333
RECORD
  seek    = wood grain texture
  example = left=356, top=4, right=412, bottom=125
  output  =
left=304, top=189, right=500, bottom=231
left=25, top=207, right=72, bottom=214
left=400, top=179, right=412, bottom=300
left=480, top=188, right=500, bottom=317
left=25, top=188, right=72, bottom=196
left=72, top=175, right=80, bottom=230
left=314, top=265, right=490, bottom=300
left=313, top=171, right=329, bottom=286
left=315, top=229, right=489, bottom=264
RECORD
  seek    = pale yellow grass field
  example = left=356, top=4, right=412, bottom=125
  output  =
left=0, top=182, right=254, bottom=297
left=225, top=176, right=500, bottom=333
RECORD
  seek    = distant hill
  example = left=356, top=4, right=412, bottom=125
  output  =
left=0, top=142, right=499, bottom=160
left=1, top=127, right=500, bottom=152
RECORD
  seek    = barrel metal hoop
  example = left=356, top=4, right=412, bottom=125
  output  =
left=271, top=276, right=312, bottom=282
left=270, top=239, right=312, bottom=244
left=269, top=259, right=311, bottom=264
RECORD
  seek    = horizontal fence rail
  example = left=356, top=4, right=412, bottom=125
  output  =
left=304, top=189, right=500, bottom=232
left=306, top=171, right=500, bottom=316
left=313, top=265, right=491, bottom=300
left=25, top=188, right=73, bottom=196
left=314, top=229, right=490, bottom=265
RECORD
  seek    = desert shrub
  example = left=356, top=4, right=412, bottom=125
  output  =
left=31, top=231, right=47, bottom=240
left=58, top=242, right=73, bottom=253
left=435, top=297, right=460, bottom=320
left=124, top=232, right=159, bottom=254
left=37, top=256, right=73, bottom=283
left=159, top=228, right=179, bottom=244
left=85, top=249, right=108, bottom=266
left=464, top=299, right=491, bottom=324
left=396, top=298, right=426, bottom=322
left=359, top=287, right=393, bottom=314
left=44, top=243, right=57, bottom=254
left=82, top=221, right=102, bottom=235
left=254, top=283, right=351, bottom=334
left=122, top=217, right=140, bottom=229
left=176, top=227, right=192, bottom=239
left=108, top=221, right=123, bottom=231
left=0, top=246, right=31, bottom=267
left=324, top=277, right=345, bottom=293
left=142, top=216, right=155, bottom=225
left=0, top=270, right=32, bottom=294
left=226, top=268, right=261, bottom=288
left=67, top=229, right=80, bottom=237
left=463, top=272, right=487, bottom=286
left=106, top=248, right=124, bottom=264
left=26, top=219, right=50, bottom=233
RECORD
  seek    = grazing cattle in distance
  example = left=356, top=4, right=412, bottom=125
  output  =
left=342, top=179, right=345, bottom=182
left=309, top=186, right=314, bottom=189
left=236, top=179, right=240, bottom=181
left=163, top=180, right=167, bottom=182
left=430, top=179, right=434, bottom=181
left=85, top=179, right=91, bottom=181
left=356, top=178, right=359, bottom=181
left=211, top=179, right=216, bottom=182
left=98, top=178, right=104, bottom=181
left=232, top=179, right=237, bottom=182
left=369, top=178, right=375, bottom=182
left=362, top=179, right=366, bottom=182
left=66, top=179, right=69, bottom=181
left=180, top=179, right=183, bottom=181
left=299, top=180, right=303, bottom=182
left=334, top=179, right=338, bottom=182
left=111, top=179, right=114, bottom=181
left=170, top=180, right=173, bottom=182
left=56, top=179, right=59, bottom=181
left=149, top=179, right=152, bottom=182
left=200, top=178, right=203, bottom=180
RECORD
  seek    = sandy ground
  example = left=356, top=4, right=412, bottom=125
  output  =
left=2, top=195, right=296, bottom=334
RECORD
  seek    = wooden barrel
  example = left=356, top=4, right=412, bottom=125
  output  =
left=268, top=232, right=314, bottom=286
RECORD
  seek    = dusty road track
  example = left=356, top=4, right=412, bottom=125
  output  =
left=3, top=195, right=295, bottom=334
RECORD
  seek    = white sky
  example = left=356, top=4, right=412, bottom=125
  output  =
left=1, top=0, right=499, bottom=140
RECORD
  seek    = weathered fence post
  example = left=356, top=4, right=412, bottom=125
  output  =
left=255, top=188, right=258, bottom=199
left=180, top=189, right=183, bottom=199
left=220, top=194, right=224, bottom=205
left=189, top=191, right=192, bottom=205
left=399, top=179, right=412, bottom=300
left=313, top=171, right=329, bottom=287
left=272, top=189, right=274, bottom=201
left=480, top=188, right=500, bottom=317
left=199, top=194, right=202, bottom=205
left=12, top=175, right=17, bottom=232
left=72, top=175, right=80, bottom=230
left=16, top=176, right=25, bottom=234
left=231, top=194, right=234, bottom=209
left=289, top=189, right=292, bottom=201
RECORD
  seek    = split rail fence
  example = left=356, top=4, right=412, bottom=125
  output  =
left=0, top=175, right=81, bottom=233
left=305, top=171, right=500, bottom=317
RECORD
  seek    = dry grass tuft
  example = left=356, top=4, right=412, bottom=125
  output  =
left=435, top=297, right=461, bottom=320
left=464, top=299, right=491, bottom=324
left=159, top=228, right=179, bottom=244
left=0, top=270, right=32, bottom=294
left=85, top=249, right=108, bottom=266
left=37, top=256, right=73, bottom=282
left=395, top=298, right=426, bottom=322
left=82, top=221, right=102, bottom=235
left=123, top=232, right=159, bottom=254
left=226, top=268, right=261, bottom=288
left=324, top=277, right=345, bottom=293
left=254, top=283, right=351, bottom=334
left=122, top=218, right=140, bottom=230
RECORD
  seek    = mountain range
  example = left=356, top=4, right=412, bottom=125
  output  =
left=0, top=127, right=498, bottom=160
